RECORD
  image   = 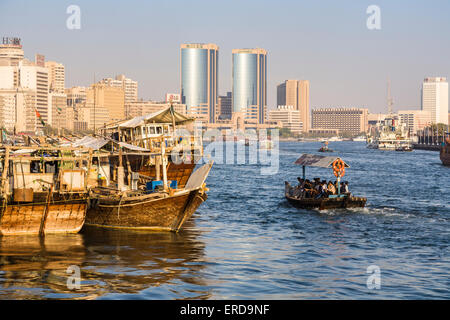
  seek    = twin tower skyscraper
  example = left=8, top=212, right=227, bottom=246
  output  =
left=180, top=43, right=267, bottom=124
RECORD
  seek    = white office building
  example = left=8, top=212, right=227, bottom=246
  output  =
left=421, top=77, right=448, bottom=125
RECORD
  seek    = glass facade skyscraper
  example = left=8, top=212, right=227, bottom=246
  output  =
left=232, top=48, right=267, bottom=124
left=180, top=43, right=218, bottom=123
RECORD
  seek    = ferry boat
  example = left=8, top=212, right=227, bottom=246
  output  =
left=318, top=141, right=333, bottom=152
left=366, top=116, right=412, bottom=151
left=440, top=133, right=450, bottom=166
left=352, top=136, right=366, bottom=142
left=285, top=154, right=366, bottom=210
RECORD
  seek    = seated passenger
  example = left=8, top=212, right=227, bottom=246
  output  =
left=328, top=181, right=336, bottom=195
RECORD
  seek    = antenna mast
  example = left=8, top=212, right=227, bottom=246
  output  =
left=387, top=78, right=394, bottom=115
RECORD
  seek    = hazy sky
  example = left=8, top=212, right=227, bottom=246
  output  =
left=1, top=0, right=449, bottom=113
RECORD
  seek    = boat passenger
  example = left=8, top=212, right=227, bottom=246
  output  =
left=328, top=181, right=336, bottom=195
left=315, top=180, right=328, bottom=199
left=343, top=181, right=349, bottom=194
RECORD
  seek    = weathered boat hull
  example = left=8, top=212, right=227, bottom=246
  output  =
left=440, top=146, right=450, bottom=166
left=85, top=189, right=207, bottom=232
left=285, top=182, right=366, bottom=210
left=0, top=197, right=87, bottom=236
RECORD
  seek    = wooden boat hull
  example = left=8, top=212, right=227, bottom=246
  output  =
left=285, top=195, right=366, bottom=210
left=85, top=189, right=207, bottom=232
left=440, top=146, right=450, bottom=166
left=0, top=196, right=87, bottom=236
left=285, top=182, right=366, bottom=210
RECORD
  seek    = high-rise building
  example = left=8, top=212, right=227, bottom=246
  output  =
left=268, top=105, right=303, bottom=134
left=45, top=61, right=65, bottom=94
left=422, top=77, right=448, bottom=125
left=19, top=60, right=49, bottom=128
left=276, top=80, right=310, bottom=132
left=232, top=48, right=267, bottom=124
left=218, top=92, right=232, bottom=120
left=311, top=107, right=369, bottom=135
left=86, top=83, right=125, bottom=123
left=0, top=37, right=24, bottom=66
left=180, top=43, right=218, bottom=123
left=100, top=74, right=138, bottom=104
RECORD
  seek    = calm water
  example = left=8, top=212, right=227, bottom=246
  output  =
left=0, top=142, right=449, bottom=299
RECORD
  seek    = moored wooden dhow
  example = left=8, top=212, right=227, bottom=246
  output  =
left=0, top=145, right=92, bottom=235
left=65, top=134, right=213, bottom=232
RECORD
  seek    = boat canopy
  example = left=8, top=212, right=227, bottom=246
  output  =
left=70, top=136, right=109, bottom=150
left=294, top=154, right=350, bottom=168
left=67, top=136, right=149, bottom=152
left=105, top=107, right=194, bottom=130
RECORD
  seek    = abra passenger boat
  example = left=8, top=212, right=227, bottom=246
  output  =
left=285, top=154, right=366, bottom=210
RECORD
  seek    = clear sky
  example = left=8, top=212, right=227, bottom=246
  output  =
left=1, top=0, right=449, bottom=113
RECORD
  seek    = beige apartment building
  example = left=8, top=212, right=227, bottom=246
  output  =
left=0, top=57, right=47, bottom=132
left=66, top=86, right=87, bottom=106
left=76, top=103, right=110, bottom=130
left=100, top=74, right=138, bottom=104
left=45, top=61, right=65, bottom=94
left=276, top=80, right=310, bottom=132
left=87, top=83, right=125, bottom=123
left=48, top=92, right=68, bottom=130
left=312, top=107, right=369, bottom=135
left=268, top=105, right=303, bottom=134
left=398, top=109, right=432, bottom=135
left=19, top=60, right=49, bottom=129
left=0, top=88, right=36, bottom=132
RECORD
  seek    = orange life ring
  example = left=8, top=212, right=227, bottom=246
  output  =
left=332, top=159, right=345, bottom=177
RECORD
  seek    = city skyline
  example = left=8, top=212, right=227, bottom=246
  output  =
left=1, top=0, right=449, bottom=114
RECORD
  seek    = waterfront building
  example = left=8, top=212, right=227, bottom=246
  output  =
left=311, top=107, right=369, bottom=135
left=125, top=100, right=187, bottom=119
left=232, top=48, right=267, bottom=124
left=398, top=109, right=432, bottom=135
left=422, top=77, right=448, bottom=125
left=86, top=83, right=125, bottom=123
left=218, top=92, right=232, bottom=120
left=45, top=61, right=65, bottom=94
left=268, top=105, right=303, bottom=134
left=100, top=74, right=138, bottom=104
left=180, top=43, right=218, bottom=123
left=276, top=80, right=310, bottom=132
